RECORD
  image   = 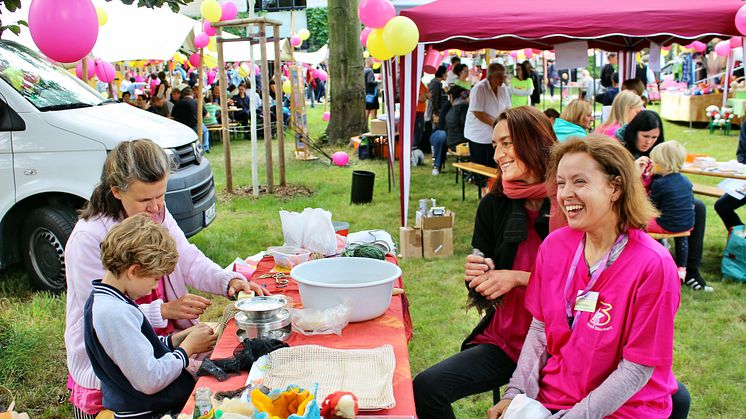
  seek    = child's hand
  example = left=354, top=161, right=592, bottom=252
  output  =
left=179, top=323, right=217, bottom=356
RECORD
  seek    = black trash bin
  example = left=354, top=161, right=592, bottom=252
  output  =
left=351, top=170, right=375, bottom=204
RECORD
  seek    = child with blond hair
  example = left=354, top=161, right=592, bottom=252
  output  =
left=646, top=141, right=707, bottom=290
left=83, top=214, right=218, bottom=418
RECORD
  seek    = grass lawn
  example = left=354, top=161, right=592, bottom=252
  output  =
left=1, top=103, right=745, bottom=418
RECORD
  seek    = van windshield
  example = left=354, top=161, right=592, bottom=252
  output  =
left=0, top=41, right=104, bottom=111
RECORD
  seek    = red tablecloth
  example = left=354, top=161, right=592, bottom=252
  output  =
left=181, top=255, right=416, bottom=417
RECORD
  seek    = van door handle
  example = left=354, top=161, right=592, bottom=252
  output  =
left=23, top=169, right=37, bottom=176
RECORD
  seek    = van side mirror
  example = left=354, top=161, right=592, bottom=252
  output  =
left=0, top=99, right=26, bottom=131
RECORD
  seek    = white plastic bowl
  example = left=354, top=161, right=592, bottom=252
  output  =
left=290, top=257, right=402, bottom=322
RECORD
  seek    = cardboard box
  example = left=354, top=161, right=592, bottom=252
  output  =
left=399, top=226, right=423, bottom=259
left=418, top=211, right=455, bottom=230
left=370, top=119, right=388, bottom=135
left=423, top=228, right=453, bottom=258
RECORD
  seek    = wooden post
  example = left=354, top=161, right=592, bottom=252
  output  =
left=273, top=23, right=286, bottom=186
left=82, top=58, right=89, bottom=83
left=260, top=23, right=274, bottom=193
left=197, top=48, right=205, bottom=148
left=216, top=28, right=234, bottom=193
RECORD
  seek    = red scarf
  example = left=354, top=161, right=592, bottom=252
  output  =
left=502, top=179, right=567, bottom=231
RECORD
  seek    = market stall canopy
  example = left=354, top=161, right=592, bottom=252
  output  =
left=294, top=45, right=328, bottom=66
left=3, top=0, right=195, bottom=62
left=402, top=0, right=746, bottom=51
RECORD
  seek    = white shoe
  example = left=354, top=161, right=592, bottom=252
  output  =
left=432, top=168, right=440, bottom=175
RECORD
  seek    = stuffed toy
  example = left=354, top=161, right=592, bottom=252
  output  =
left=251, top=385, right=320, bottom=419
left=319, top=392, right=359, bottom=419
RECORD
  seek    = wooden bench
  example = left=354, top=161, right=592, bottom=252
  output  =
left=446, top=147, right=470, bottom=182
left=453, top=162, right=498, bottom=200
left=649, top=231, right=691, bottom=240
left=691, top=183, right=724, bottom=198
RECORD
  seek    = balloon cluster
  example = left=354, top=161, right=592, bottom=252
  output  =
left=358, top=0, right=419, bottom=61
left=289, top=28, right=311, bottom=48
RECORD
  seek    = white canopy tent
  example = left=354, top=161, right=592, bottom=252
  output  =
left=293, top=45, right=328, bottom=66
left=3, top=0, right=195, bottom=62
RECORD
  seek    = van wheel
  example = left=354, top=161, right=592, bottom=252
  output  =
left=21, top=206, right=77, bottom=293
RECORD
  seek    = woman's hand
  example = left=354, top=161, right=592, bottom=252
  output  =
left=636, top=156, right=652, bottom=177
left=465, top=254, right=494, bottom=282
left=468, top=270, right=528, bottom=301
left=227, top=278, right=270, bottom=298
left=161, top=293, right=211, bottom=320
left=488, top=399, right=512, bottom=419
left=178, top=323, right=217, bottom=356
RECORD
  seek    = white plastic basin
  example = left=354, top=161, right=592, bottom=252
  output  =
left=290, top=257, right=402, bottom=322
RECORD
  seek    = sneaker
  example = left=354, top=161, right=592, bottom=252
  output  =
left=684, top=271, right=714, bottom=292
left=432, top=168, right=440, bottom=175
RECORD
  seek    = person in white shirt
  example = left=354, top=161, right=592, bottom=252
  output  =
left=445, top=56, right=462, bottom=86
left=463, top=63, right=511, bottom=169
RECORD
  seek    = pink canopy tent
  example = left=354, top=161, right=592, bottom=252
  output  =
left=386, top=0, right=745, bottom=227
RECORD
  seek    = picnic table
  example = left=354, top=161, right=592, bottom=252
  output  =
left=681, top=162, right=746, bottom=197
left=452, top=162, right=497, bottom=200
left=181, top=255, right=416, bottom=418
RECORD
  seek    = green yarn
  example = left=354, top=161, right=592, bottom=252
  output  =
left=343, top=244, right=386, bottom=260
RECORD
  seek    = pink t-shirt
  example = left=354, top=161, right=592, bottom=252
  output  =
left=526, top=227, right=680, bottom=418
left=470, top=210, right=541, bottom=362
left=595, top=123, right=621, bottom=139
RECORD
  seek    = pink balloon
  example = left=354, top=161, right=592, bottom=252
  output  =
left=524, top=48, right=534, bottom=58
left=715, top=40, right=731, bottom=57
left=75, top=58, right=95, bottom=80
left=331, top=151, right=349, bottom=166
left=194, top=33, right=210, bottom=49
left=360, top=27, right=373, bottom=47
left=358, top=0, right=396, bottom=29
left=290, top=35, right=302, bottom=47
left=736, top=4, right=746, bottom=36
left=29, top=0, right=99, bottom=63
left=662, top=45, right=671, bottom=51
left=322, top=111, right=331, bottom=121
left=731, top=37, right=743, bottom=48
left=317, top=69, right=328, bottom=82
left=691, top=41, right=706, bottom=52
left=510, top=51, right=518, bottom=59
left=203, top=20, right=216, bottom=37
left=207, top=70, right=217, bottom=85
left=189, top=52, right=201, bottom=68
left=311, top=69, right=320, bottom=79
left=221, top=1, right=238, bottom=21
left=94, top=59, right=116, bottom=83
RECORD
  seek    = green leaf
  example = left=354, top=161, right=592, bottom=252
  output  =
left=7, top=25, right=20, bottom=35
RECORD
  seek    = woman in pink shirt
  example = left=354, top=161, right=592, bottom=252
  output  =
left=414, top=106, right=566, bottom=418
left=64, top=139, right=267, bottom=419
left=490, top=136, right=680, bottom=419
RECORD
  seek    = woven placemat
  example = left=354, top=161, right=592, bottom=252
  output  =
left=261, top=344, right=396, bottom=410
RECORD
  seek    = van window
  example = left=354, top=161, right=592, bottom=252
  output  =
left=0, top=41, right=104, bottom=111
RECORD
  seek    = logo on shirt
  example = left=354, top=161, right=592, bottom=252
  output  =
left=587, top=301, right=613, bottom=331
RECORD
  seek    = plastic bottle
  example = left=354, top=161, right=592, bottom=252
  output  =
left=193, top=387, right=214, bottom=419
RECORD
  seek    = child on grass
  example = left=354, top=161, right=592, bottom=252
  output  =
left=646, top=141, right=711, bottom=291
left=84, top=214, right=218, bottom=418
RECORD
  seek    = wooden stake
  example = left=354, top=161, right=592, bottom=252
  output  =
left=216, top=28, right=234, bottom=193
left=260, top=23, right=274, bottom=193
left=197, top=48, right=204, bottom=148
left=82, top=58, right=89, bottom=83
left=273, top=23, right=286, bottom=186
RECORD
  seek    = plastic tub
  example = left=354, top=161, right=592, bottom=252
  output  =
left=290, top=257, right=402, bottom=322
left=267, top=246, right=311, bottom=269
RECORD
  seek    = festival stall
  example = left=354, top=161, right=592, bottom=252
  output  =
left=375, top=0, right=746, bottom=226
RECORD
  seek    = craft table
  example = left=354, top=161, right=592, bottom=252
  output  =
left=181, top=255, right=416, bottom=418
left=681, top=163, right=746, bottom=181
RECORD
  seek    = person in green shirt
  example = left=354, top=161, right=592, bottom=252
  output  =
left=510, top=63, right=534, bottom=107
left=203, top=96, right=221, bottom=126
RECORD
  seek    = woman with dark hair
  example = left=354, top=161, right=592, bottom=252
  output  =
left=621, top=110, right=710, bottom=293
left=155, top=71, right=170, bottom=100
left=510, top=63, right=534, bottom=107
left=414, top=106, right=565, bottom=418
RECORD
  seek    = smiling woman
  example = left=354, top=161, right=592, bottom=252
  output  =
left=489, top=136, right=682, bottom=419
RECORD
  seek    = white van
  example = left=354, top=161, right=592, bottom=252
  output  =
left=0, top=40, right=217, bottom=292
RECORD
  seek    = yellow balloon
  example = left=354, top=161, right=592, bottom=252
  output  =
left=201, top=0, right=222, bottom=23
left=207, top=36, right=217, bottom=52
left=363, top=50, right=370, bottom=59
left=297, top=28, right=311, bottom=41
left=238, top=63, right=249, bottom=78
left=96, top=7, right=108, bottom=26
left=372, top=61, right=381, bottom=70
left=367, top=28, right=393, bottom=61
left=282, top=79, right=292, bottom=95
left=382, top=16, right=419, bottom=56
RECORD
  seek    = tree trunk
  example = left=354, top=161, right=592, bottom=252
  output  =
left=327, top=0, right=366, bottom=145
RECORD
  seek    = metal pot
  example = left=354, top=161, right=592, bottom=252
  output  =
left=234, top=295, right=288, bottom=321
left=235, top=308, right=292, bottom=342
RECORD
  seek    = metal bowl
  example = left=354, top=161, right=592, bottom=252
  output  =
left=235, top=308, right=292, bottom=342
left=234, top=295, right=288, bottom=320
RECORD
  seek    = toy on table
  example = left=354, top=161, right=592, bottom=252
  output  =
left=319, top=391, right=359, bottom=419
left=251, top=385, right=320, bottom=419
left=706, top=105, right=736, bottom=135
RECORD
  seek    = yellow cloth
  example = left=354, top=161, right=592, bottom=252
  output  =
left=251, top=387, right=314, bottom=419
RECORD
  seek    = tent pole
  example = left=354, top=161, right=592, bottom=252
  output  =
left=592, top=48, right=597, bottom=130
left=274, top=24, right=286, bottom=186
left=216, top=29, right=234, bottom=193
left=197, top=48, right=205, bottom=152
left=260, top=23, right=274, bottom=193
left=248, top=2, right=260, bottom=197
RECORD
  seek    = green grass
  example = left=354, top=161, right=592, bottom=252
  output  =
left=1, top=104, right=745, bottom=417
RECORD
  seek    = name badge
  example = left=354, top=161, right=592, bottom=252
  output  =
left=575, top=291, right=599, bottom=312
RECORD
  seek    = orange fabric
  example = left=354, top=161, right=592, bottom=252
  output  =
left=416, top=83, right=427, bottom=113
left=182, top=255, right=416, bottom=417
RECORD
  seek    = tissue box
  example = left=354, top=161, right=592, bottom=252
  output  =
left=418, top=211, right=455, bottom=230
left=423, top=228, right=453, bottom=258
left=370, top=119, right=388, bottom=135
left=399, top=227, right=423, bottom=259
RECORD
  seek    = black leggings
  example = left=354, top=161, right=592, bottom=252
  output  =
left=714, top=193, right=746, bottom=231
